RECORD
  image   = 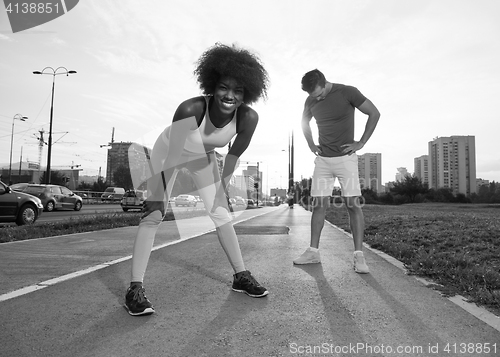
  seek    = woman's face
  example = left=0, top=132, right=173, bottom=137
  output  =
left=213, top=76, right=244, bottom=115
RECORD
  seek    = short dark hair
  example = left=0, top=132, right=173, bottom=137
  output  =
left=301, top=69, right=326, bottom=93
left=194, top=43, right=269, bottom=105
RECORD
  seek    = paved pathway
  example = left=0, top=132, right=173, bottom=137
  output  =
left=0, top=205, right=499, bottom=357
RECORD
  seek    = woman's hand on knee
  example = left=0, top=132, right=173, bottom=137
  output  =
left=142, top=199, right=165, bottom=219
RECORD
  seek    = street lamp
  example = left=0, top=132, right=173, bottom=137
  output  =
left=9, top=114, right=28, bottom=185
left=33, top=67, right=77, bottom=184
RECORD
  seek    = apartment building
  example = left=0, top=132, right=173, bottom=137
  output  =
left=428, top=136, right=476, bottom=195
left=234, top=174, right=255, bottom=192
left=395, top=167, right=409, bottom=182
left=414, top=155, right=429, bottom=185
left=476, top=178, right=489, bottom=193
left=357, top=153, right=383, bottom=193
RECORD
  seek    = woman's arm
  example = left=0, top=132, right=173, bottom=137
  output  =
left=221, top=106, right=259, bottom=193
left=144, top=97, right=204, bottom=216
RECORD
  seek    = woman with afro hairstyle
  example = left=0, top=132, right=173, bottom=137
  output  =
left=125, top=43, right=270, bottom=316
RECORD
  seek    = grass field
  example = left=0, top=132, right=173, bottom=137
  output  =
left=322, top=202, right=500, bottom=315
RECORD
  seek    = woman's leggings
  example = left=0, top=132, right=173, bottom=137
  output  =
left=130, top=147, right=245, bottom=283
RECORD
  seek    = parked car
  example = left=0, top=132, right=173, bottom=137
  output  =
left=0, top=181, right=44, bottom=225
left=175, top=194, right=197, bottom=207
left=235, top=197, right=246, bottom=206
left=121, top=190, right=146, bottom=212
left=20, top=184, right=83, bottom=212
left=101, top=187, right=126, bottom=202
left=9, top=182, right=29, bottom=192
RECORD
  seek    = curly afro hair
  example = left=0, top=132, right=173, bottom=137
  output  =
left=194, top=43, right=269, bottom=105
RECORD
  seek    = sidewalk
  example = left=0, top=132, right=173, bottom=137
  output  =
left=0, top=205, right=499, bottom=357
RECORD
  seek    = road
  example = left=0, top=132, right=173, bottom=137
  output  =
left=0, top=205, right=498, bottom=357
left=35, top=202, right=206, bottom=223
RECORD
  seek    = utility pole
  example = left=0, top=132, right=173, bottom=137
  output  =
left=288, top=131, right=294, bottom=191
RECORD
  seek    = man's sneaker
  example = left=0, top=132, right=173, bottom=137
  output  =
left=353, top=251, right=370, bottom=274
left=125, top=285, right=155, bottom=316
left=232, top=270, right=269, bottom=298
left=293, top=247, right=321, bottom=265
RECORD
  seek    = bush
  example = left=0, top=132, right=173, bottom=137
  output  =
left=393, top=194, right=408, bottom=205
left=378, top=192, right=394, bottom=205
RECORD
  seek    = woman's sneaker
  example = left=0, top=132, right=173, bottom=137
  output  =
left=125, top=285, right=155, bottom=316
left=232, top=271, right=269, bottom=298
left=293, top=247, right=321, bottom=265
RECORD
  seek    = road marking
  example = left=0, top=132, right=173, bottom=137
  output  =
left=0, top=208, right=279, bottom=303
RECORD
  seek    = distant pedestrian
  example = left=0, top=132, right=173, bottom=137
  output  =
left=125, top=43, right=270, bottom=316
left=293, top=69, right=380, bottom=273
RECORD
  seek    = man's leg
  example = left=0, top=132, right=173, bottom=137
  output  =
left=294, top=155, right=333, bottom=265
left=310, top=196, right=330, bottom=248
left=293, top=196, right=329, bottom=265
left=343, top=196, right=365, bottom=251
left=344, top=196, right=369, bottom=273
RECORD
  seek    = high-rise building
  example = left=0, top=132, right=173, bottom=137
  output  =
left=106, top=142, right=132, bottom=186
left=395, top=167, right=409, bottom=182
left=414, top=155, right=429, bottom=185
left=243, top=164, right=262, bottom=195
left=234, top=174, right=255, bottom=192
left=357, top=153, right=382, bottom=193
left=428, top=136, right=476, bottom=195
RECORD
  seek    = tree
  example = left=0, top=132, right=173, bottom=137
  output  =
left=477, top=184, right=491, bottom=202
left=77, top=181, right=93, bottom=190
left=390, top=175, right=429, bottom=203
left=361, top=187, right=379, bottom=204
left=92, top=176, right=107, bottom=192
left=425, top=187, right=455, bottom=202
left=39, top=171, right=66, bottom=185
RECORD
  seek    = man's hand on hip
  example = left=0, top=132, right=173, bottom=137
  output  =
left=341, top=141, right=365, bottom=155
left=309, top=144, right=322, bottom=156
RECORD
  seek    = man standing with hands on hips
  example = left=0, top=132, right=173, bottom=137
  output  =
left=294, top=69, right=380, bottom=273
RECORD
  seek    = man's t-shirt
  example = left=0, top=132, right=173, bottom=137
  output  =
left=303, top=83, right=366, bottom=157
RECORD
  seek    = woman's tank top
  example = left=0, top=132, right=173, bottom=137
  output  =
left=162, top=96, right=237, bottom=154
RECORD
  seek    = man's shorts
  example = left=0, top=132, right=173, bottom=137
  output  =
left=310, top=154, right=361, bottom=197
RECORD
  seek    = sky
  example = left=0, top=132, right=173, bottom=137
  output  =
left=1, top=0, right=499, bottom=194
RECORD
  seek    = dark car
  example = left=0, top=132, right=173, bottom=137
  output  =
left=9, top=182, right=29, bottom=192
left=120, top=190, right=146, bottom=212
left=0, top=181, right=44, bottom=225
left=20, top=184, right=83, bottom=212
